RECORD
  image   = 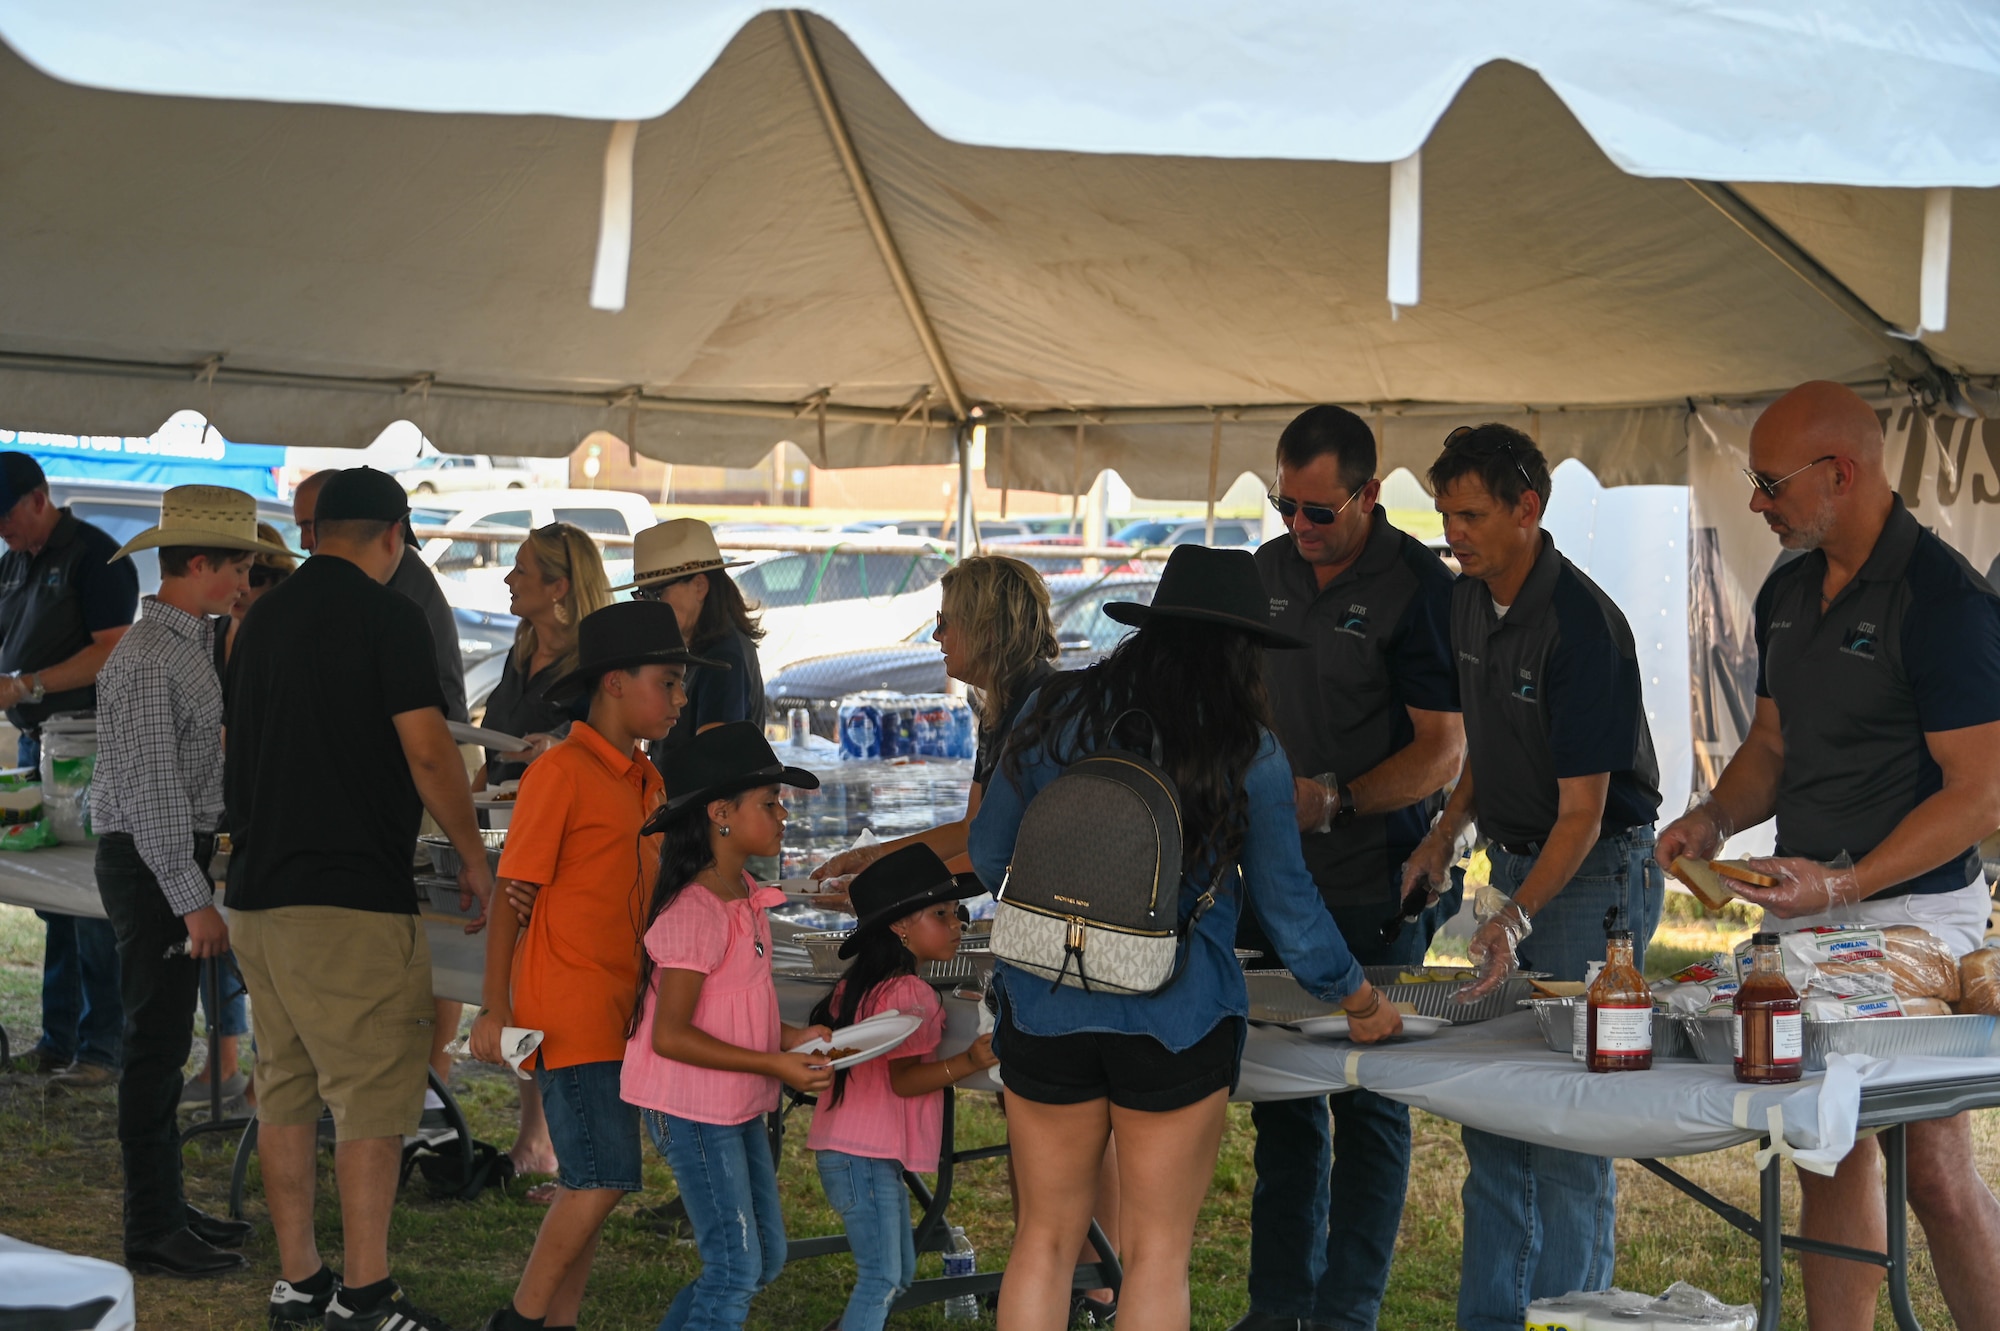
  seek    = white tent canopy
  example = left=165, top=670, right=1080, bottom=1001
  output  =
left=2, top=2, right=1996, bottom=497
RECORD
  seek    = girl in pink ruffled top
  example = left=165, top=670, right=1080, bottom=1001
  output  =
left=621, top=723, right=830, bottom=1331
left=805, top=844, right=999, bottom=1331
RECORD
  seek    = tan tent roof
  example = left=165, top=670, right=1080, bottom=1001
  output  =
left=2, top=7, right=1994, bottom=495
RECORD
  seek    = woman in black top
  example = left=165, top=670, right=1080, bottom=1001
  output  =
left=619, top=519, right=767, bottom=761
left=475, top=522, right=610, bottom=788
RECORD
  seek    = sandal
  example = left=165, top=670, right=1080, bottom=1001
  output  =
left=523, top=1180, right=560, bottom=1205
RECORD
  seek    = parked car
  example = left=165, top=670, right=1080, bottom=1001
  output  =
left=838, top=519, right=1031, bottom=542
left=393, top=453, right=553, bottom=495
left=412, top=488, right=659, bottom=612
left=765, top=569, right=1163, bottom=738
left=1111, top=516, right=1260, bottom=550
left=732, top=537, right=953, bottom=674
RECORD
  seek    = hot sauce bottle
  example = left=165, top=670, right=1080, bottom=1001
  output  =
left=1587, top=925, right=1653, bottom=1072
left=1734, top=932, right=1803, bottom=1084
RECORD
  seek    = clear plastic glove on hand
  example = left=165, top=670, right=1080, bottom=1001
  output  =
left=1726, top=855, right=1866, bottom=919
left=1654, top=795, right=1736, bottom=871
left=1458, top=887, right=1532, bottom=1003
left=1399, top=832, right=1454, bottom=909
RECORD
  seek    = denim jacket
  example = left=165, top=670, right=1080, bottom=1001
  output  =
left=968, top=709, right=1365, bottom=1052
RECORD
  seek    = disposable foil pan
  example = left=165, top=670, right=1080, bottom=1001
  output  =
left=419, top=830, right=505, bottom=877
left=1363, top=964, right=1547, bottom=1025
left=1521, top=998, right=1693, bottom=1060
left=1680, top=1012, right=1997, bottom=1073
left=781, top=929, right=995, bottom=987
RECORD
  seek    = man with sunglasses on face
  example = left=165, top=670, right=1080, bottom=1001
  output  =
left=1657, top=381, right=2000, bottom=1331
left=1232, top=405, right=1465, bottom=1331
left=1405, top=423, right=1662, bottom=1331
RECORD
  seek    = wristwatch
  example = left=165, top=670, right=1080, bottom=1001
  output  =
left=1331, top=778, right=1358, bottom=827
left=13, top=672, right=43, bottom=705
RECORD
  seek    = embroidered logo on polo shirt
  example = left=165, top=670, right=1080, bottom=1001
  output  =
left=1840, top=622, right=1879, bottom=660
left=1458, top=650, right=1481, bottom=666
left=1512, top=668, right=1538, bottom=703
left=1336, top=604, right=1370, bottom=637
left=41, top=568, right=62, bottom=591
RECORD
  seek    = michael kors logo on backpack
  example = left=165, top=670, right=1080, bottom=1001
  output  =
left=1053, top=894, right=1092, bottom=908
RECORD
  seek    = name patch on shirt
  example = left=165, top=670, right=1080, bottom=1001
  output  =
left=1268, top=596, right=1290, bottom=618
left=1840, top=622, right=1879, bottom=660
left=1458, top=650, right=1481, bottom=666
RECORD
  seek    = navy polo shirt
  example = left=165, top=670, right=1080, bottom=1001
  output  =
left=1452, top=533, right=1661, bottom=846
left=1256, top=512, right=1459, bottom=909
left=1754, top=497, right=2000, bottom=897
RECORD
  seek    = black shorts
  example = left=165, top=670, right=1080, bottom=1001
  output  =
left=995, top=1002, right=1243, bottom=1113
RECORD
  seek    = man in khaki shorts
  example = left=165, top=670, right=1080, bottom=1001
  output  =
left=1657, top=382, right=2000, bottom=1331
left=225, top=467, right=494, bottom=1331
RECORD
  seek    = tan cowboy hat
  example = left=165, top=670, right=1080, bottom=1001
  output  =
left=110, top=485, right=301, bottom=562
left=611, top=517, right=749, bottom=592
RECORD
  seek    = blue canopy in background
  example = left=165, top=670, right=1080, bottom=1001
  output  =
left=0, top=426, right=284, bottom=497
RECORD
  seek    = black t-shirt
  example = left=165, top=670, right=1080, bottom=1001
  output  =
left=973, top=660, right=1058, bottom=789
left=223, top=555, right=446, bottom=914
left=1755, top=498, right=2000, bottom=897
left=654, top=626, right=765, bottom=762
left=1256, top=514, right=1459, bottom=909
left=1451, top=533, right=1661, bottom=846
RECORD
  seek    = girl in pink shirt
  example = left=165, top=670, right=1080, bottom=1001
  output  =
left=805, top=845, right=999, bottom=1331
left=621, top=723, right=830, bottom=1331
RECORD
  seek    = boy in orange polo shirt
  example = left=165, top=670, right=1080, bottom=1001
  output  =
left=471, top=601, right=722, bottom=1331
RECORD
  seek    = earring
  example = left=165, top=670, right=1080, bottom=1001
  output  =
left=553, top=601, right=570, bottom=626
left=720, top=825, right=731, bottom=837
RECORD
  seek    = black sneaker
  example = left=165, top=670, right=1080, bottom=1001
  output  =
left=268, top=1272, right=340, bottom=1330
left=324, top=1286, right=457, bottom=1331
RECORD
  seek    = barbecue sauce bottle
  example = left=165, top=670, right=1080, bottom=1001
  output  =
left=1587, top=923, right=1652, bottom=1072
left=1734, top=932, right=1803, bottom=1084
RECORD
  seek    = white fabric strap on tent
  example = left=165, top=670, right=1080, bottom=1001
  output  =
left=785, top=10, right=966, bottom=420
left=589, top=121, right=639, bottom=312
left=1920, top=187, right=1952, bottom=336
left=1204, top=413, right=1222, bottom=544
left=1388, top=150, right=1421, bottom=310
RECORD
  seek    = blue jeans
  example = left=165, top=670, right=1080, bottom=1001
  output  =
left=538, top=1060, right=643, bottom=1192
left=817, top=1151, right=916, bottom=1331
left=646, top=1110, right=788, bottom=1331
left=1458, top=826, right=1663, bottom=1331
left=34, top=910, right=124, bottom=1069
left=1246, top=870, right=1465, bottom=1328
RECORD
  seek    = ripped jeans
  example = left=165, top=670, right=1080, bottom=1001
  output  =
left=817, top=1151, right=916, bottom=1330
left=645, top=1110, right=788, bottom=1331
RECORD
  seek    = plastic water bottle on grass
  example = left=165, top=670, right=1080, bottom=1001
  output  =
left=942, top=1225, right=978, bottom=1319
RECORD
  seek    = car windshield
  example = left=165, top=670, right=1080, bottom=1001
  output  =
left=735, top=550, right=948, bottom=607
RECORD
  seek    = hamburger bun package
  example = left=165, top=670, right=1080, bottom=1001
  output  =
left=1736, top=924, right=1959, bottom=1000
left=1958, top=943, right=2000, bottom=1016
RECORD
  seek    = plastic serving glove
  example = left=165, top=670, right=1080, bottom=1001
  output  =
left=1458, top=886, right=1533, bottom=1003
left=1727, top=854, right=1867, bottom=919
left=1657, top=795, right=1737, bottom=867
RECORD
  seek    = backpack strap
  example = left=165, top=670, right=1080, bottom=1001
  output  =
left=1106, top=708, right=1165, bottom=766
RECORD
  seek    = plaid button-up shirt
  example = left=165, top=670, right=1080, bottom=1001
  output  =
left=90, top=597, right=224, bottom=916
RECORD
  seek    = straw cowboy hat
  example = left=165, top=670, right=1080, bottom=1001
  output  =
left=612, top=518, right=749, bottom=592
left=110, top=485, right=300, bottom=562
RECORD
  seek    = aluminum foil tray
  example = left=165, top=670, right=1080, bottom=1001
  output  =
left=1363, top=964, right=1545, bottom=1025
left=1521, top=998, right=1693, bottom=1061
left=1679, top=1012, right=1997, bottom=1073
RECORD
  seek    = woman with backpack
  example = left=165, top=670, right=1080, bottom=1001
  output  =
left=968, top=544, right=1402, bottom=1331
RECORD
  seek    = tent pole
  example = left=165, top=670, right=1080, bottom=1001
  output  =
left=955, top=422, right=976, bottom=561
left=1204, top=414, right=1221, bottom=545
left=1684, top=180, right=1953, bottom=403
left=786, top=11, right=968, bottom=422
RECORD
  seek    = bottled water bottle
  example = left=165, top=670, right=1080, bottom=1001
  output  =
left=942, top=1225, right=978, bottom=1320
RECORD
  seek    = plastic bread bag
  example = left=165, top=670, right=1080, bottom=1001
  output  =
left=1803, top=968, right=1901, bottom=1020
left=1880, top=925, right=1960, bottom=1002
left=1526, top=1289, right=1654, bottom=1331
left=0, top=816, right=58, bottom=852
left=1958, top=942, right=2000, bottom=1016
left=1652, top=1281, right=1758, bottom=1331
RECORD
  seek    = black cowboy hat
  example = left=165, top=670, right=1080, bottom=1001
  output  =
left=642, top=721, right=821, bottom=829
left=1103, top=544, right=1306, bottom=648
left=544, top=600, right=727, bottom=701
left=839, top=844, right=987, bottom=958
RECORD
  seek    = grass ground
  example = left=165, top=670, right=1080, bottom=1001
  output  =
left=2, top=901, right=1990, bottom=1330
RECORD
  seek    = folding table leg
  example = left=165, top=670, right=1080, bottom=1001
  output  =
left=1882, top=1125, right=1922, bottom=1331
left=1758, top=1146, right=1784, bottom=1331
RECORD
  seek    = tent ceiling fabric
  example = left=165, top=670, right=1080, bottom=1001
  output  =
left=1, top=6, right=1996, bottom=498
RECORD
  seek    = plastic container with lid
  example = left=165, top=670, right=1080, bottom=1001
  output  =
left=38, top=715, right=98, bottom=843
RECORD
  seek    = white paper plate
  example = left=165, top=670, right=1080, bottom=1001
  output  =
left=1285, top=1013, right=1451, bottom=1040
left=788, top=1010, right=925, bottom=1070
left=448, top=721, right=533, bottom=753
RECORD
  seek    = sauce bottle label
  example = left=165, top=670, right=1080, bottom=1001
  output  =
left=1592, top=1005, right=1652, bottom=1053
left=1773, top=1012, right=1803, bottom=1062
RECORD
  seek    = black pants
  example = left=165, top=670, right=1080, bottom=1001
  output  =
left=95, top=832, right=212, bottom=1246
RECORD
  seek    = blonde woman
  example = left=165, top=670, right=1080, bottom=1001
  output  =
left=475, top=522, right=613, bottom=788
left=211, top=522, right=297, bottom=671
left=812, top=553, right=1059, bottom=879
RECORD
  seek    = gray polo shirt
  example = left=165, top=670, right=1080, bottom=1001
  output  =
left=1452, top=533, right=1660, bottom=847
left=1755, top=496, right=2000, bottom=897
left=1255, top=512, right=1458, bottom=910
left=388, top=546, right=468, bottom=724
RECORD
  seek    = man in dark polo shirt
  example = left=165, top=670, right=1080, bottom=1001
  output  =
left=1658, top=381, right=2000, bottom=1331
left=1231, top=406, right=1464, bottom=1331
left=226, top=467, right=493, bottom=1331
left=1404, top=424, right=1662, bottom=1331
left=0, top=451, right=140, bottom=1084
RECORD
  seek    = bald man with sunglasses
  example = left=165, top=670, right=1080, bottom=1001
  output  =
left=1658, top=381, right=2000, bottom=1331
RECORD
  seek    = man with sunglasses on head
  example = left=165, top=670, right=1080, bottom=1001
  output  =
left=1657, top=381, right=2000, bottom=1331
left=1405, top=422, right=1662, bottom=1331
left=1233, top=405, right=1465, bottom=1331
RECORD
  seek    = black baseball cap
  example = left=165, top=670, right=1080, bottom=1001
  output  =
left=0, top=453, right=48, bottom=515
left=313, top=467, right=417, bottom=547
